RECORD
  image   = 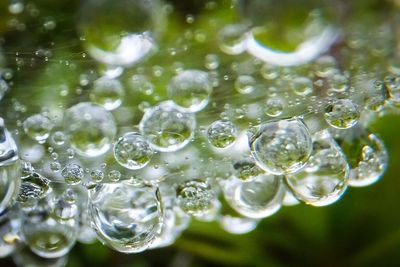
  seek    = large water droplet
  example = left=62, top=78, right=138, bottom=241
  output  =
left=0, top=119, right=21, bottom=214
left=250, top=118, right=313, bottom=175
left=177, top=180, right=215, bottom=217
left=64, top=102, right=116, bottom=157
left=114, top=132, right=153, bottom=170
left=167, top=70, right=213, bottom=113
left=324, top=99, right=360, bottom=129
left=90, top=77, right=124, bottom=111
left=89, top=182, right=163, bottom=253
left=23, top=114, right=54, bottom=142
left=78, top=0, right=164, bottom=66
left=207, top=120, right=237, bottom=148
left=139, top=102, right=195, bottom=152
left=223, top=174, right=285, bottom=219
left=285, top=130, right=349, bottom=206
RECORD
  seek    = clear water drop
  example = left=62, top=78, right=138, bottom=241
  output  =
left=23, top=114, right=54, bottom=142
left=324, top=99, right=360, bottom=129
left=61, top=164, right=84, bottom=185
left=223, top=174, right=285, bottom=219
left=250, top=118, right=313, bottom=175
left=114, top=132, right=153, bottom=170
left=285, top=130, right=349, bottom=206
left=139, top=102, right=195, bottom=152
left=63, top=102, right=116, bottom=157
left=88, top=182, right=163, bottom=253
left=90, top=77, right=125, bottom=111
left=167, top=70, right=213, bottom=113
left=207, top=120, right=237, bottom=148
left=177, top=180, right=215, bottom=217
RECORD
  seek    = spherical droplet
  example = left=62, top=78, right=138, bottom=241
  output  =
left=61, top=164, right=84, bottom=185
left=324, top=99, right=360, bottom=129
left=233, top=159, right=264, bottom=181
left=291, top=76, right=313, bottom=96
left=265, top=98, right=284, bottom=117
left=51, top=131, right=66, bottom=146
left=217, top=23, right=247, bottom=55
left=250, top=118, right=312, bottom=175
left=63, top=102, right=116, bottom=157
left=177, top=180, right=215, bottom=217
left=78, top=0, right=164, bottom=66
left=285, top=130, right=349, bottom=206
left=90, top=77, right=124, bottom=111
left=234, top=75, right=256, bottom=94
left=23, top=114, right=54, bottom=142
left=207, top=120, right=237, bottom=148
left=139, top=102, right=195, bottom=152
left=114, top=132, right=153, bottom=170
left=167, top=70, right=213, bottom=113
left=89, top=182, right=163, bottom=253
left=223, top=174, right=285, bottom=219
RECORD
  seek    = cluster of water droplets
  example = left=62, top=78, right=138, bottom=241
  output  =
left=0, top=0, right=397, bottom=265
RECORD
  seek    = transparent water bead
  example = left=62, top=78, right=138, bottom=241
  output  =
left=18, top=172, right=51, bottom=203
left=0, top=119, right=21, bottom=213
left=78, top=0, right=163, bottom=66
left=114, top=132, right=153, bottom=170
left=0, top=211, right=20, bottom=258
left=249, top=118, right=313, bottom=175
left=218, top=215, right=258, bottom=235
left=207, top=120, right=237, bottom=148
left=90, top=77, right=125, bottom=111
left=12, top=246, right=68, bottom=267
left=235, top=75, right=256, bottom=94
left=22, top=209, right=78, bottom=259
left=239, top=0, right=339, bottom=66
left=334, top=127, right=388, bottom=187
left=265, top=98, right=284, bottom=117
left=139, top=102, right=196, bottom=152
left=285, top=130, right=349, bottom=206
left=233, top=159, right=264, bottom=181
left=23, top=114, right=54, bottom=142
left=89, top=182, right=163, bottom=253
left=63, top=102, right=116, bottom=157
left=177, top=180, right=215, bottom=217
left=223, top=174, right=285, bottom=219
left=217, top=23, right=248, bottom=55
left=61, top=164, right=84, bottom=185
left=324, top=99, right=360, bottom=129
left=167, top=70, right=213, bottom=113
left=291, top=76, right=314, bottom=96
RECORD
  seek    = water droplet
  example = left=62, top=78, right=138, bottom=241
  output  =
left=61, top=164, right=84, bottom=185
left=0, top=120, right=21, bottom=213
left=114, top=132, right=153, bottom=170
left=107, top=170, right=121, bottom=182
left=324, top=99, right=360, bottom=129
left=250, top=118, right=313, bottom=174
left=78, top=0, right=163, bottom=66
left=285, top=130, right=349, bottom=206
left=219, top=215, right=258, bottom=234
left=223, top=174, right=285, bottom=218
left=265, top=98, right=284, bottom=117
left=90, top=169, right=104, bottom=183
left=291, top=76, right=313, bottom=96
left=207, top=120, right=237, bottom=148
left=88, top=182, right=163, bottom=253
left=22, top=209, right=77, bottom=258
left=234, top=75, right=256, bottom=94
left=233, top=159, right=264, bottom=181
left=51, top=131, right=66, bottom=146
left=23, top=114, right=54, bottom=142
left=90, top=77, right=124, bottom=111
left=139, top=102, right=195, bottom=152
left=334, top=127, right=388, bottom=187
left=177, top=180, right=215, bottom=217
left=204, top=54, right=220, bottom=70
left=64, top=102, right=116, bottom=157
left=218, top=24, right=247, bottom=55
left=167, top=70, right=212, bottom=113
